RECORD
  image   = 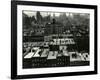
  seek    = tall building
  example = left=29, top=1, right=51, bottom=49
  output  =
left=45, top=19, right=64, bottom=35
left=36, top=11, right=43, bottom=24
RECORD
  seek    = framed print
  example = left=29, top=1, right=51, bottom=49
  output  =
left=11, top=0, right=97, bottom=79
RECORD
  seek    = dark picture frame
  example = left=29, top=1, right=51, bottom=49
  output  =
left=11, top=0, right=97, bottom=79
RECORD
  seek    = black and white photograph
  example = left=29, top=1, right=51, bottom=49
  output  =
left=23, top=11, right=90, bottom=68
left=11, top=1, right=97, bottom=79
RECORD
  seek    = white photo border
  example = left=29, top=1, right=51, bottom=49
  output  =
left=17, top=5, right=95, bottom=75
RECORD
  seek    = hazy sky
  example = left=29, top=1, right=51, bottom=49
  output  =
left=23, top=11, right=89, bottom=19
left=23, top=11, right=72, bottom=17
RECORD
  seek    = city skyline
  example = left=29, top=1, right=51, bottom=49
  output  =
left=23, top=10, right=89, bottom=18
